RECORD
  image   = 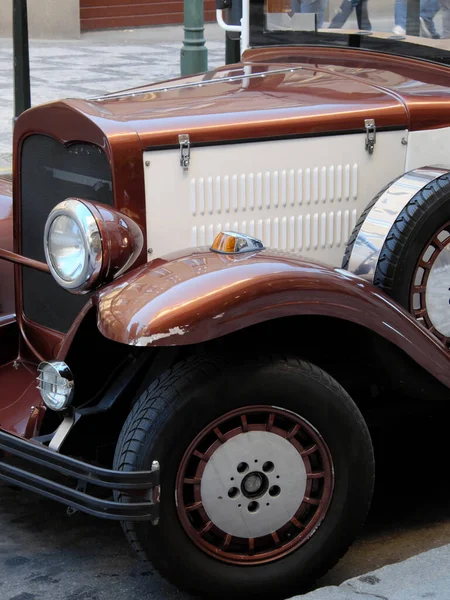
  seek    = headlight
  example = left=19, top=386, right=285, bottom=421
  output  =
left=44, top=198, right=144, bottom=294
left=37, top=361, right=74, bottom=412
left=44, top=199, right=102, bottom=293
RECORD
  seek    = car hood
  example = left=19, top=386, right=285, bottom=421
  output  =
left=17, top=47, right=450, bottom=151
left=64, top=54, right=408, bottom=148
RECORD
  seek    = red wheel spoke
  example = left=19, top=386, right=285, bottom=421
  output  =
left=267, top=414, right=275, bottom=432
left=184, top=477, right=201, bottom=485
left=271, top=531, right=281, bottom=546
left=287, top=424, right=300, bottom=439
left=413, top=285, right=426, bottom=294
left=418, top=260, right=432, bottom=269
left=241, top=414, right=248, bottom=432
left=249, top=538, right=255, bottom=555
left=290, top=517, right=304, bottom=529
left=214, top=427, right=225, bottom=442
left=303, top=496, right=320, bottom=505
left=414, top=308, right=427, bottom=317
left=432, top=239, right=444, bottom=251
left=199, top=521, right=214, bottom=536
left=301, top=444, right=317, bottom=457
left=193, top=450, right=207, bottom=461
left=307, top=471, right=325, bottom=479
left=222, top=534, right=232, bottom=550
left=186, top=501, right=203, bottom=512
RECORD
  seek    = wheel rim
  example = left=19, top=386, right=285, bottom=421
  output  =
left=176, top=405, right=334, bottom=565
left=411, top=222, right=450, bottom=345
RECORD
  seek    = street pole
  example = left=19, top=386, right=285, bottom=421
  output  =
left=224, top=0, right=242, bottom=64
left=13, top=0, right=31, bottom=119
left=406, top=0, right=420, bottom=36
left=180, top=0, right=208, bottom=76
left=225, top=35, right=240, bottom=64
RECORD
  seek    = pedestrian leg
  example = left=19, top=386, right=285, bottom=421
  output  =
left=420, top=0, right=440, bottom=37
left=394, top=0, right=407, bottom=32
left=440, top=0, right=450, bottom=37
left=329, top=0, right=354, bottom=28
left=356, top=0, right=371, bottom=30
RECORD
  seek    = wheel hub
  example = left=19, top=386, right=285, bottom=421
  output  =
left=242, top=471, right=267, bottom=497
left=425, top=242, right=450, bottom=336
left=200, top=430, right=307, bottom=538
left=176, top=405, right=334, bottom=565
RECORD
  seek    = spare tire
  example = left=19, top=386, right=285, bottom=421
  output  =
left=343, top=170, right=450, bottom=347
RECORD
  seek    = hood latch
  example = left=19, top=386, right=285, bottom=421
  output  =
left=179, top=134, right=191, bottom=170
left=365, top=119, right=376, bottom=155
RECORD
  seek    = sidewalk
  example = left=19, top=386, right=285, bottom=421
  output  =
left=294, top=544, right=450, bottom=599
left=0, top=23, right=226, bottom=172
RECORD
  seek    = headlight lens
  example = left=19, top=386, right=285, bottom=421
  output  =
left=48, top=215, right=86, bottom=282
left=44, top=199, right=103, bottom=293
left=37, top=361, right=74, bottom=412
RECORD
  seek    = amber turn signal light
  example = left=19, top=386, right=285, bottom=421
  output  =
left=210, top=231, right=265, bottom=255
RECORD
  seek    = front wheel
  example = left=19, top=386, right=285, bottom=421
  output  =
left=114, top=355, right=374, bottom=599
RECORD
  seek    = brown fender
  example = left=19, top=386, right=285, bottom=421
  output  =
left=96, top=248, right=450, bottom=389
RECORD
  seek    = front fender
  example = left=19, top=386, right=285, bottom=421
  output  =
left=96, top=248, right=450, bottom=389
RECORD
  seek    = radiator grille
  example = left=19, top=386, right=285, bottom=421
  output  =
left=21, top=135, right=113, bottom=333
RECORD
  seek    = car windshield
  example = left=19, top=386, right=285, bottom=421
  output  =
left=249, top=0, right=450, bottom=65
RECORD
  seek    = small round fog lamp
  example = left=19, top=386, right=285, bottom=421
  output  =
left=37, top=361, right=74, bottom=412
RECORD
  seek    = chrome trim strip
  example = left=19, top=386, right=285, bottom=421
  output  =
left=89, top=67, right=303, bottom=101
left=347, top=167, right=450, bottom=282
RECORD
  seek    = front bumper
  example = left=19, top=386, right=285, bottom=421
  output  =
left=0, top=429, right=159, bottom=522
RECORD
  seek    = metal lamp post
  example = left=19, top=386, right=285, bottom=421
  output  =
left=13, top=0, right=31, bottom=119
left=406, top=0, right=420, bottom=36
left=181, top=0, right=208, bottom=76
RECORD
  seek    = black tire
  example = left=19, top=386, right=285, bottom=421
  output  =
left=343, top=173, right=450, bottom=340
left=114, top=354, right=374, bottom=600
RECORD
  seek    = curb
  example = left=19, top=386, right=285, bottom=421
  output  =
left=291, top=544, right=450, bottom=599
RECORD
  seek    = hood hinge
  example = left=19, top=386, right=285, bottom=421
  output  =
left=179, top=134, right=191, bottom=170
left=365, top=119, right=376, bottom=155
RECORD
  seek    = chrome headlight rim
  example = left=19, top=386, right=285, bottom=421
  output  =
left=44, top=199, right=103, bottom=293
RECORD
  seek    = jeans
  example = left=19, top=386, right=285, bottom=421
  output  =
left=291, top=0, right=328, bottom=28
left=395, top=0, right=439, bottom=33
left=440, top=0, right=450, bottom=37
left=329, top=0, right=371, bottom=30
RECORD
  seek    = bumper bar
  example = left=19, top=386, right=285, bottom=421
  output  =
left=0, top=429, right=159, bottom=521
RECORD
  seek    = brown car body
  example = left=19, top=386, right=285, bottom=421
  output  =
left=1, top=28, right=450, bottom=573
left=1, top=45, right=450, bottom=436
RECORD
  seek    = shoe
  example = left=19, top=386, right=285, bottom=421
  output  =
left=420, top=16, right=441, bottom=39
left=392, top=25, right=406, bottom=36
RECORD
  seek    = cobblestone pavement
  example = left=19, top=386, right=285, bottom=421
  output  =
left=0, top=24, right=225, bottom=171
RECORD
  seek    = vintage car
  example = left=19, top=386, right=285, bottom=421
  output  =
left=2, top=0, right=450, bottom=597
